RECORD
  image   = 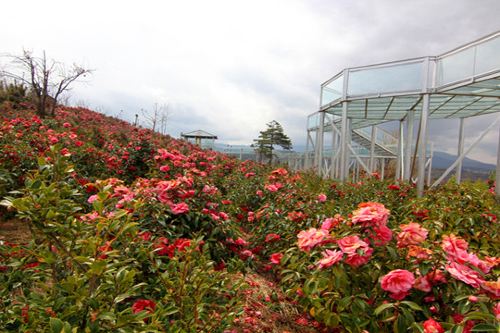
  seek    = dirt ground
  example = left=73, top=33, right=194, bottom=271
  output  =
left=0, top=218, right=32, bottom=244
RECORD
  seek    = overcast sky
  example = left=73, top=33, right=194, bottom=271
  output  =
left=1, top=0, right=499, bottom=163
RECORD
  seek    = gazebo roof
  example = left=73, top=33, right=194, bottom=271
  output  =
left=319, top=31, right=500, bottom=128
left=181, top=130, right=218, bottom=139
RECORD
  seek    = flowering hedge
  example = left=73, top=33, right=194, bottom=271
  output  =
left=0, top=106, right=498, bottom=332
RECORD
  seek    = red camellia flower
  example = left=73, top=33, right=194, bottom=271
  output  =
left=132, top=299, right=156, bottom=314
left=422, top=318, right=444, bottom=333
left=380, top=269, right=415, bottom=300
left=269, top=253, right=283, bottom=265
left=265, top=233, right=280, bottom=243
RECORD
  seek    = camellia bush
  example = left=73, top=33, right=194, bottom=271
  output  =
left=0, top=105, right=498, bottom=332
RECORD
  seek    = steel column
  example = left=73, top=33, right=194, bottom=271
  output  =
left=427, top=143, right=433, bottom=186
left=396, top=120, right=404, bottom=180
left=381, top=158, right=385, bottom=180
left=404, top=110, right=414, bottom=181
left=317, top=112, right=326, bottom=176
left=496, top=123, right=500, bottom=198
left=369, top=126, right=376, bottom=173
left=331, top=119, right=337, bottom=178
left=417, top=94, right=430, bottom=197
left=340, top=103, right=348, bottom=181
left=456, top=118, right=465, bottom=183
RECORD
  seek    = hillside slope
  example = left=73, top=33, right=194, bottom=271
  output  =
left=0, top=106, right=498, bottom=332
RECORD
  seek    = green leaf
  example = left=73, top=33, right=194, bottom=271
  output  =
left=464, top=311, right=495, bottom=322
left=98, top=312, right=116, bottom=321
left=374, top=303, right=395, bottom=316
left=471, top=323, right=499, bottom=332
left=450, top=325, right=464, bottom=333
left=114, top=293, right=131, bottom=304
left=50, top=318, right=64, bottom=333
left=401, top=301, right=423, bottom=311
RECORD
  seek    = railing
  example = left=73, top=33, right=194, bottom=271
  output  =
left=436, top=33, right=500, bottom=87
left=320, top=31, right=500, bottom=107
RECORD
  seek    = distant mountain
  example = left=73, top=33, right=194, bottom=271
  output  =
left=432, top=151, right=495, bottom=171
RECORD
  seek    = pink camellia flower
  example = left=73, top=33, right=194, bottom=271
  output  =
left=265, top=183, right=283, bottom=192
left=159, top=165, right=170, bottom=172
left=397, top=222, right=428, bottom=248
left=297, top=228, right=329, bottom=252
left=317, top=249, right=343, bottom=269
left=170, top=202, right=189, bottom=214
left=338, top=235, right=373, bottom=267
left=320, top=214, right=343, bottom=230
left=414, top=275, right=432, bottom=293
left=234, top=237, right=249, bottom=246
left=244, top=172, right=256, bottom=178
left=132, top=299, right=156, bottom=314
left=481, top=279, right=500, bottom=299
left=270, top=252, right=283, bottom=265
left=441, top=234, right=469, bottom=263
left=445, top=262, right=485, bottom=288
left=380, top=269, right=415, bottom=300
left=351, top=202, right=390, bottom=226
left=239, top=249, right=254, bottom=260
left=337, top=235, right=369, bottom=254
left=372, top=224, right=393, bottom=246
left=87, top=194, right=98, bottom=204
left=422, top=318, right=444, bottom=333
left=493, top=302, right=500, bottom=320
left=317, top=193, right=327, bottom=202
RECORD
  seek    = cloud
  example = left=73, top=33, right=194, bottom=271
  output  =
left=1, top=0, right=499, bottom=162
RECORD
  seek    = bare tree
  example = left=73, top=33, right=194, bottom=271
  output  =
left=0, top=50, right=91, bottom=117
left=141, top=103, right=170, bottom=134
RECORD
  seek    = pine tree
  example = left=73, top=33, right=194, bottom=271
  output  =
left=252, top=120, right=292, bottom=164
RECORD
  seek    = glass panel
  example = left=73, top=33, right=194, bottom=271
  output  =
left=321, top=74, right=343, bottom=106
left=347, top=62, right=423, bottom=96
left=437, top=47, right=474, bottom=85
left=307, top=113, right=320, bottom=129
left=475, top=36, right=500, bottom=75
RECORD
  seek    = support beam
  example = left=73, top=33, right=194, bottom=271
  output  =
left=340, top=103, right=348, bottom=181
left=497, top=123, right=500, bottom=199
left=346, top=118, right=352, bottom=180
left=317, top=112, right=326, bottom=176
left=339, top=69, right=349, bottom=182
left=369, top=126, right=376, bottom=173
left=427, top=143, right=433, bottom=186
left=396, top=120, right=404, bottom=180
left=304, top=131, right=310, bottom=169
left=417, top=94, right=430, bottom=197
left=330, top=119, right=337, bottom=178
left=381, top=158, right=385, bottom=180
left=404, top=110, right=415, bottom=181
left=432, top=115, right=500, bottom=189
left=456, top=118, right=465, bottom=183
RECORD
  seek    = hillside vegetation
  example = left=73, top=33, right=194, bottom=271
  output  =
left=0, top=105, right=498, bottom=332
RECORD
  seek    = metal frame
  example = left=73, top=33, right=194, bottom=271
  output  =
left=309, top=31, right=500, bottom=197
